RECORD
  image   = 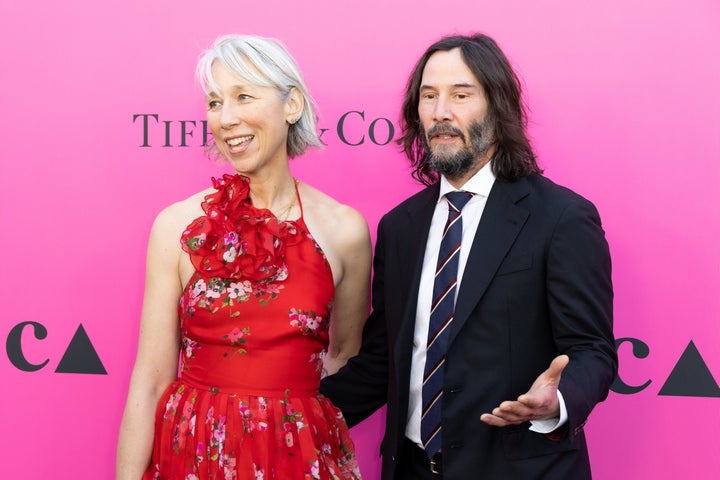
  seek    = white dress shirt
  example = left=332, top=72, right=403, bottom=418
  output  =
left=405, top=162, right=566, bottom=445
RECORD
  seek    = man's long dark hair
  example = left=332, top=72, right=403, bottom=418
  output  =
left=398, top=34, right=541, bottom=186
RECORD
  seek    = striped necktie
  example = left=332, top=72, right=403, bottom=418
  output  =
left=421, top=190, right=473, bottom=458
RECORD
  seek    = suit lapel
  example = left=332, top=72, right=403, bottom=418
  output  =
left=449, top=178, right=530, bottom=345
left=393, top=184, right=438, bottom=369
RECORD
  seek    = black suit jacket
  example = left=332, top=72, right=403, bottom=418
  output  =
left=321, top=174, right=617, bottom=480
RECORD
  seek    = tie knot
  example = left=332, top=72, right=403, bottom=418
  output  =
left=445, top=191, right=473, bottom=212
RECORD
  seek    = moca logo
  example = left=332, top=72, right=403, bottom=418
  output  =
left=612, top=338, right=720, bottom=398
left=6, top=321, right=106, bottom=374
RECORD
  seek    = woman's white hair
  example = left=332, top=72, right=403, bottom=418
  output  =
left=196, top=34, right=322, bottom=158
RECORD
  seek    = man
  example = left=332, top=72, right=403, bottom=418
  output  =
left=321, top=34, right=616, bottom=479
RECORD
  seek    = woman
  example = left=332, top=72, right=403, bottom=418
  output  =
left=117, top=35, right=371, bottom=480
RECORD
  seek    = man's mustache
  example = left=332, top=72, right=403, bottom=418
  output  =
left=426, top=124, right=465, bottom=142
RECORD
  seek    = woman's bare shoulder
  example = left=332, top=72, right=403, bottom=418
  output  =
left=298, top=182, right=367, bottom=233
left=297, top=181, right=370, bottom=261
left=151, top=188, right=212, bottom=238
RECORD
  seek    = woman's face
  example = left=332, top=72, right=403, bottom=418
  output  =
left=206, top=62, right=298, bottom=178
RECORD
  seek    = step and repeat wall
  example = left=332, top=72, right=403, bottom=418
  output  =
left=1, top=0, right=719, bottom=478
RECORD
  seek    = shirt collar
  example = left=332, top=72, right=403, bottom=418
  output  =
left=438, top=161, right=496, bottom=201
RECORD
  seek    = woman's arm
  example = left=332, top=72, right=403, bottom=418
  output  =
left=116, top=209, right=185, bottom=479
left=320, top=215, right=390, bottom=426
left=322, top=205, right=372, bottom=376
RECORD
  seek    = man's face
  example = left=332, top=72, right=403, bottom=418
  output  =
left=418, top=48, right=495, bottom=181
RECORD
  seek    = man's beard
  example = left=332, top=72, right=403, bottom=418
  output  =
left=421, top=118, right=495, bottom=181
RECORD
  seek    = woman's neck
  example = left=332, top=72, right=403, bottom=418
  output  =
left=245, top=169, right=297, bottom=216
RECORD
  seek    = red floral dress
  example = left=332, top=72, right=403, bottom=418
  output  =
left=143, top=175, right=361, bottom=480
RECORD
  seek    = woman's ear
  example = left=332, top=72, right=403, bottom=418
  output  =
left=285, top=87, right=304, bottom=125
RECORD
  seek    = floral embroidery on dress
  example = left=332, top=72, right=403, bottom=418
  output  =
left=307, top=459, right=321, bottom=480
left=173, top=398, right=197, bottom=453
left=195, top=440, right=204, bottom=465
left=309, top=350, right=327, bottom=373
left=238, top=397, right=269, bottom=435
left=183, top=275, right=285, bottom=319
left=179, top=335, right=200, bottom=373
left=221, top=454, right=237, bottom=480
left=305, top=232, right=330, bottom=268
left=227, top=280, right=253, bottom=301
left=222, top=327, right=250, bottom=357
left=164, top=384, right=185, bottom=418
left=253, top=464, right=265, bottom=479
left=336, top=442, right=361, bottom=477
left=203, top=408, right=232, bottom=466
left=280, top=389, right=306, bottom=448
left=289, top=308, right=329, bottom=335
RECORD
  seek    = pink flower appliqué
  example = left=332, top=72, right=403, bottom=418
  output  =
left=227, top=328, right=244, bottom=343
left=222, top=327, right=250, bottom=357
left=289, top=308, right=328, bottom=336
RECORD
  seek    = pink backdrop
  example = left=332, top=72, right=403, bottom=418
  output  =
left=1, top=0, right=719, bottom=478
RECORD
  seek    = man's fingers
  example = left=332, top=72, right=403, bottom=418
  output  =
left=481, top=413, right=518, bottom=427
left=496, top=402, right=534, bottom=421
left=480, top=413, right=507, bottom=426
left=517, top=393, right=542, bottom=408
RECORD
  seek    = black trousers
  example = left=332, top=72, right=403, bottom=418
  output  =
left=396, top=438, right=443, bottom=479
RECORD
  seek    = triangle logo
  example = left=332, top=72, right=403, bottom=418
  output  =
left=55, top=324, right=107, bottom=375
left=658, top=341, right=720, bottom=397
